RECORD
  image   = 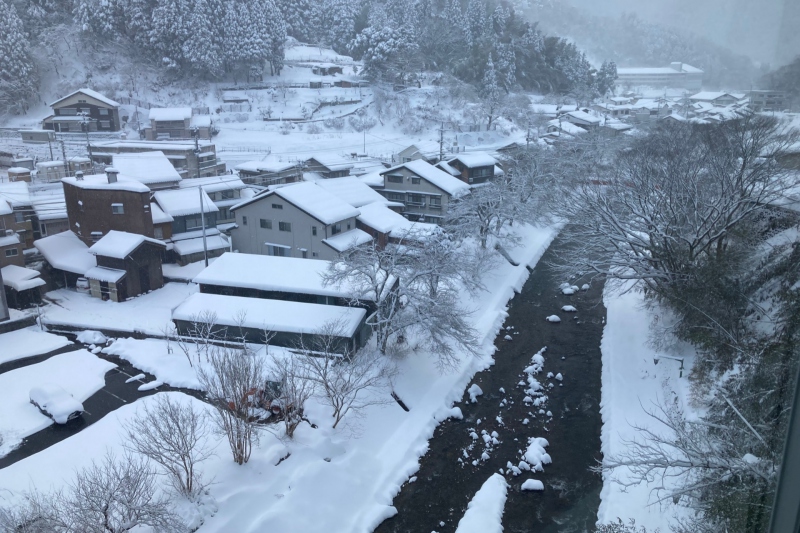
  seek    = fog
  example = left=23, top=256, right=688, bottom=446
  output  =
left=567, top=0, right=798, bottom=68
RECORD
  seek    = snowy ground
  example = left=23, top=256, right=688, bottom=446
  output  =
left=42, top=282, right=197, bottom=336
left=454, top=473, right=508, bottom=533
left=0, top=327, right=72, bottom=365
left=0, top=224, right=557, bottom=532
left=598, top=284, right=696, bottom=530
left=0, top=350, right=116, bottom=457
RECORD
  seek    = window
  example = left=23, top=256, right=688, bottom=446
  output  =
left=260, top=218, right=272, bottom=229
left=40, top=223, right=48, bottom=237
left=279, top=221, right=291, bottom=232
left=312, top=226, right=317, bottom=236
left=220, top=190, right=234, bottom=200
left=331, top=223, right=341, bottom=235
left=185, top=215, right=203, bottom=230
left=90, top=232, right=103, bottom=242
left=5, top=248, right=18, bottom=257
left=218, top=207, right=230, bottom=220
left=111, top=203, right=124, bottom=215
left=154, top=226, right=164, bottom=239
left=429, top=196, right=442, bottom=209
left=387, top=175, right=403, bottom=183
left=242, top=216, right=248, bottom=225
left=271, top=245, right=287, bottom=257
left=99, top=120, right=111, bottom=129
left=411, top=177, right=421, bottom=185
left=407, top=194, right=424, bottom=206
left=14, top=212, right=24, bottom=223
left=312, top=252, right=319, bottom=257
left=272, top=203, right=283, bottom=209
left=387, top=192, right=405, bottom=202
left=347, top=223, right=351, bottom=230
left=302, top=250, right=308, bottom=259
left=99, top=108, right=109, bottom=115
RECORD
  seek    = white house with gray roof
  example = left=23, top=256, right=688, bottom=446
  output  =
left=230, top=181, right=371, bottom=260
left=378, top=160, right=470, bottom=223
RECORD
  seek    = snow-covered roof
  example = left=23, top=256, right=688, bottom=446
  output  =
left=84, top=266, right=126, bottom=283
left=564, top=110, right=601, bottom=124
left=1, top=265, right=45, bottom=292
left=603, top=121, right=634, bottom=131
left=193, top=252, right=371, bottom=300
left=88, top=230, right=165, bottom=259
left=307, top=154, right=355, bottom=172
left=547, top=119, right=588, bottom=135
left=0, top=182, right=31, bottom=207
left=232, top=182, right=359, bottom=225
left=173, top=293, right=367, bottom=337
left=62, top=174, right=151, bottom=193
left=235, top=159, right=298, bottom=173
left=8, top=167, right=31, bottom=174
left=92, top=140, right=213, bottom=151
left=34, top=231, right=96, bottom=275
left=381, top=160, right=471, bottom=197
left=191, top=115, right=212, bottom=128
left=172, top=234, right=229, bottom=256
left=154, top=188, right=218, bottom=217
left=148, top=107, right=192, bottom=122
left=323, top=228, right=373, bottom=252
left=178, top=176, right=246, bottom=194
left=222, top=91, right=249, bottom=102
left=357, top=171, right=384, bottom=188
left=436, top=161, right=461, bottom=176
left=689, top=92, right=736, bottom=102
left=400, top=141, right=441, bottom=159
left=31, top=189, right=67, bottom=221
left=150, top=202, right=174, bottom=224
left=0, top=233, right=20, bottom=247
left=112, top=152, right=183, bottom=185
left=356, top=202, right=440, bottom=240
left=50, top=88, right=120, bottom=108
left=314, top=177, right=389, bottom=207
left=449, top=152, right=498, bottom=168
left=0, top=199, right=12, bottom=216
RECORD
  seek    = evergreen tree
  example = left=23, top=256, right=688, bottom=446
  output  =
left=0, top=0, right=38, bottom=115
left=480, top=57, right=502, bottom=128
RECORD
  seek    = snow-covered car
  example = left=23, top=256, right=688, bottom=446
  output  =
left=29, top=385, right=84, bottom=424
left=75, top=277, right=90, bottom=293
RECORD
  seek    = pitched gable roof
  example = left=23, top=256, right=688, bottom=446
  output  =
left=50, top=88, right=120, bottom=108
left=381, top=160, right=470, bottom=197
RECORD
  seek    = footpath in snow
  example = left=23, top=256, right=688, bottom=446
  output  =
left=598, top=284, right=695, bottom=530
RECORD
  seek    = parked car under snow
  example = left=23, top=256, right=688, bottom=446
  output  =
left=29, top=385, right=84, bottom=424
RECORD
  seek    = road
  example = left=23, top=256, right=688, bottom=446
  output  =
left=0, top=344, right=204, bottom=469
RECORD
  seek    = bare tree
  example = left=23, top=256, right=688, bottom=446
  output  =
left=323, top=240, right=480, bottom=370
left=123, top=394, right=214, bottom=499
left=297, top=321, right=396, bottom=429
left=198, top=347, right=267, bottom=465
left=554, top=115, right=799, bottom=294
left=271, top=352, right=315, bottom=438
left=59, top=452, right=182, bottom=533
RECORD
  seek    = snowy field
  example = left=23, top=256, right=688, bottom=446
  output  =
left=0, top=223, right=557, bottom=532
left=0, top=350, right=115, bottom=457
left=598, top=284, right=696, bottom=530
left=0, top=327, right=72, bottom=365
left=42, top=282, right=197, bottom=336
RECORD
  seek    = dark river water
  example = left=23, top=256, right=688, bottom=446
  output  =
left=375, top=235, right=607, bottom=533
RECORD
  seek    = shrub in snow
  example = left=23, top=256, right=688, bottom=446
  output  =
left=76, top=330, right=107, bottom=345
left=468, top=383, right=483, bottom=403
left=561, top=305, right=577, bottom=312
left=546, top=315, right=561, bottom=323
left=521, top=479, right=544, bottom=491
left=123, top=394, right=213, bottom=498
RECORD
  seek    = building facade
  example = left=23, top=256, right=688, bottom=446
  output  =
left=43, top=89, right=122, bottom=133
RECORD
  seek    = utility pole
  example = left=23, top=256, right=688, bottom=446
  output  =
left=60, top=140, right=69, bottom=177
left=192, top=127, right=209, bottom=267
left=438, top=121, right=447, bottom=162
left=80, top=112, right=93, bottom=163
